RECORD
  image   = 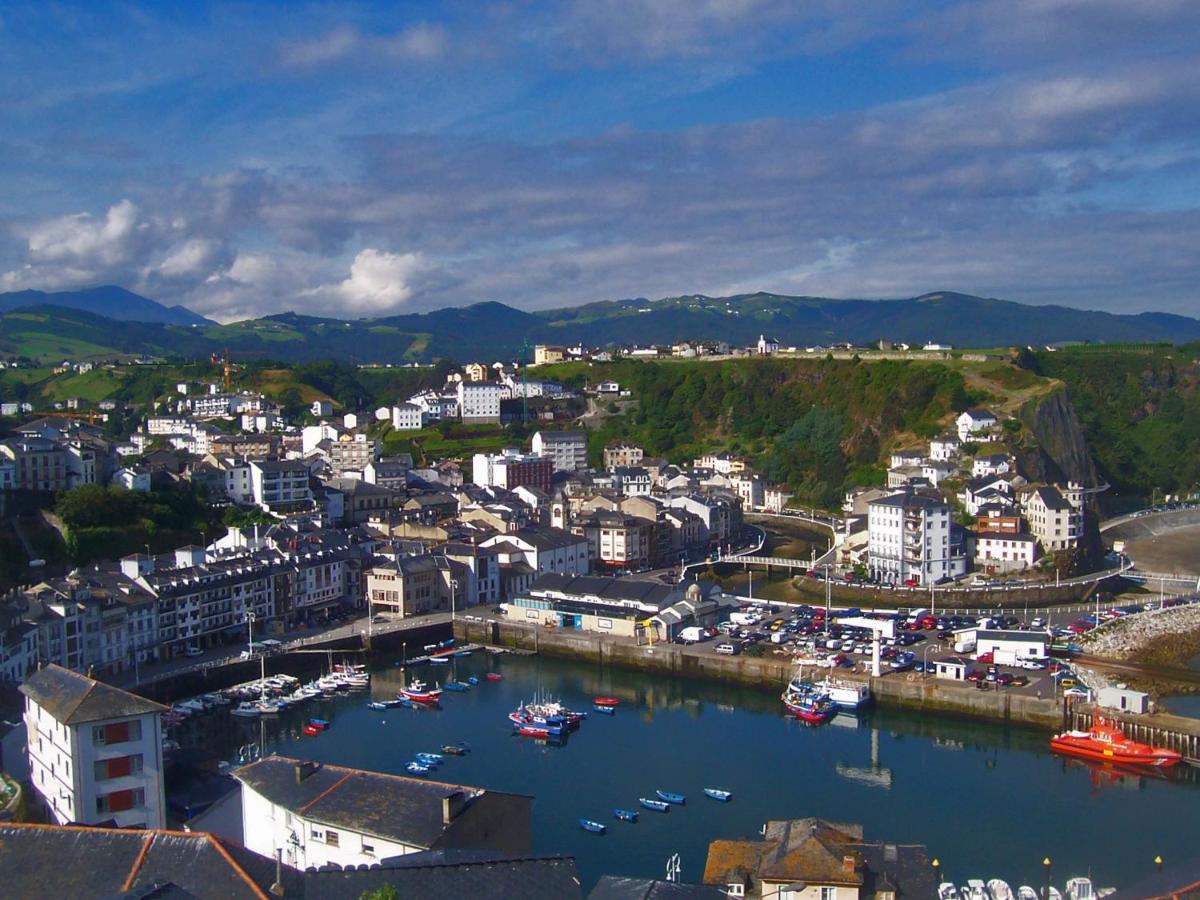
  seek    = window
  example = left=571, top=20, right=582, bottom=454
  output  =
left=96, top=787, right=144, bottom=814
left=725, top=885, right=744, bottom=897
left=94, top=754, right=143, bottom=780
left=362, top=841, right=375, bottom=856
left=92, top=721, right=141, bottom=746
left=326, top=830, right=339, bottom=847
left=311, top=828, right=324, bottom=840
left=819, top=889, right=838, bottom=900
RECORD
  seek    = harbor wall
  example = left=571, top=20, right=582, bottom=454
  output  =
left=135, top=622, right=450, bottom=703
left=454, top=619, right=1065, bottom=730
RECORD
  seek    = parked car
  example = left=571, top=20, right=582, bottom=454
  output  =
left=1030, top=616, right=1047, bottom=629
left=966, top=670, right=986, bottom=682
left=715, top=642, right=739, bottom=656
left=995, top=672, right=1013, bottom=686
left=184, top=646, right=204, bottom=658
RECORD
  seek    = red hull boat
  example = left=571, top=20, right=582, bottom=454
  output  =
left=485, top=673, right=503, bottom=682
left=1051, top=713, right=1181, bottom=768
left=593, top=697, right=620, bottom=707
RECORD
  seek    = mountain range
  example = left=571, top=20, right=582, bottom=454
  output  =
left=1, top=286, right=1198, bottom=364
left=0, top=286, right=211, bottom=326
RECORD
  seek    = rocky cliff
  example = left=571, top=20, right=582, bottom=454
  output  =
left=1015, top=385, right=1100, bottom=487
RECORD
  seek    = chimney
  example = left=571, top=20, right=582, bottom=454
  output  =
left=295, top=761, right=318, bottom=783
left=270, top=848, right=285, bottom=897
left=842, top=855, right=856, bottom=875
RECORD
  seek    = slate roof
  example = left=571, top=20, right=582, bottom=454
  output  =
left=589, top=876, right=727, bottom=899
left=233, top=755, right=529, bottom=849
left=1032, top=485, right=1073, bottom=511
left=0, top=824, right=274, bottom=899
left=19, top=664, right=167, bottom=724
left=296, top=854, right=582, bottom=899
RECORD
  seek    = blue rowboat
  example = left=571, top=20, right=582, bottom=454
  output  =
left=639, top=797, right=670, bottom=812
left=308, top=718, right=330, bottom=728
left=467, top=676, right=480, bottom=686
left=613, top=808, right=638, bottom=822
left=592, top=704, right=616, bottom=715
left=579, top=819, right=606, bottom=834
left=443, top=681, right=469, bottom=692
left=416, top=752, right=444, bottom=763
left=405, top=762, right=430, bottom=775
left=655, top=790, right=686, bottom=805
left=703, top=788, right=732, bottom=802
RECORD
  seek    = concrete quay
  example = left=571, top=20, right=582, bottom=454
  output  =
left=453, top=618, right=1066, bottom=730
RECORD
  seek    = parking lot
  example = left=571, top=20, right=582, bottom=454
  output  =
left=678, top=603, right=1092, bottom=701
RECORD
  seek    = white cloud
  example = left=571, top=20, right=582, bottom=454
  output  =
left=153, top=237, right=222, bottom=279
left=27, top=199, right=143, bottom=267
left=278, top=23, right=446, bottom=69
left=335, top=248, right=426, bottom=310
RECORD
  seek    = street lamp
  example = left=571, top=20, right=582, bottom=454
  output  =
left=1042, top=857, right=1051, bottom=899
left=931, top=859, right=940, bottom=887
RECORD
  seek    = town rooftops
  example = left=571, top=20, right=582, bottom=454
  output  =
left=1032, top=485, right=1074, bottom=511
left=0, top=823, right=580, bottom=900
left=233, top=755, right=531, bottom=850
left=0, top=823, right=280, bottom=899
left=19, top=663, right=167, bottom=724
left=870, top=490, right=947, bottom=510
left=589, top=876, right=728, bottom=899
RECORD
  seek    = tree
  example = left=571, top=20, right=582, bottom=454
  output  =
left=359, top=886, right=401, bottom=900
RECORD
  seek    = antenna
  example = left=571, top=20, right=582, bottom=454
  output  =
left=519, top=337, right=531, bottom=425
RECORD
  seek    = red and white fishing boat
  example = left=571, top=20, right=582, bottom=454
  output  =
left=400, top=678, right=443, bottom=706
left=1051, top=712, right=1182, bottom=768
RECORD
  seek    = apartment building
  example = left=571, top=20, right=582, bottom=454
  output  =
left=603, top=441, right=644, bottom=469
left=1021, top=484, right=1083, bottom=552
left=531, top=430, right=587, bottom=472
left=249, top=459, right=312, bottom=511
left=22, top=664, right=167, bottom=829
left=0, top=437, right=69, bottom=491
left=472, top=449, right=553, bottom=493
left=868, top=490, right=966, bottom=585
left=458, top=382, right=509, bottom=423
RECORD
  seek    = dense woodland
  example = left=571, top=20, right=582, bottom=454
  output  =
left=1027, top=344, right=1200, bottom=502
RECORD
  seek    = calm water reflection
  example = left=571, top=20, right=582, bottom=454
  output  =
left=178, top=652, right=1200, bottom=892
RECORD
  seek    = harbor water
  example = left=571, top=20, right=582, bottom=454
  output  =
left=178, top=651, right=1200, bottom=892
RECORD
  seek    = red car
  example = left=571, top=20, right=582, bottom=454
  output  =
left=966, top=670, right=986, bottom=682
left=917, top=615, right=938, bottom=630
left=976, top=651, right=994, bottom=664
left=903, top=578, right=919, bottom=587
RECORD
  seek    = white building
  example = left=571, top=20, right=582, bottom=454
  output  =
left=234, top=755, right=532, bottom=871
left=973, top=629, right=1048, bottom=665
left=531, top=430, right=588, bottom=472
left=756, top=334, right=780, bottom=355
left=1021, top=484, right=1083, bottom=552
left=929, top=434, right=961, bottom=461
left=21, top=664, right=167, bottom=829
left=481, top=527, right=591, bottom=577
left=972, top=453, right=1012, bottom=478
left=973, top=532, right=1039, bottom=572
left=458, top=382, right=509, bottom=423
left=867, top=491, right=965, bottom=585
left=249, top=459, right=312, bottom=511
left=311, top=400, right=333, bottom=417
left=391, top=402, right=424, bottom=431
left=956, top=409, right=1000, bottom=443
left=113, top=467, right=151, bottom=492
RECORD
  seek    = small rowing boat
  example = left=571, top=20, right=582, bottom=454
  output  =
left=613, top=808, right=638, bottom=822
left=639, top=797, right=670, bottom=812
left=307, top=718, right=330, bottom=729
left=655, top=789, right=686, bottom=805
left=441, top=743, right=468, bottom=756
left=703, top=787, right=732, bottom=802
left=592, top=703, right=616, bottom=714
left=593, top=697, right=620, bottom=707
left=579, top=819, right=606, bottom=834
left=468, top=675, right=480, bottom=686
left=302, top=723, right=320, bottom=736
left=405, top=762, right=430, bottom=775
left=485, top=672, right=503, bottom=681
left=443, top=681, right=469, bottom=692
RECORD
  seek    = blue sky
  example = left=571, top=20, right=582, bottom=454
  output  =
left=1, top=1, right=1198, bottom=321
